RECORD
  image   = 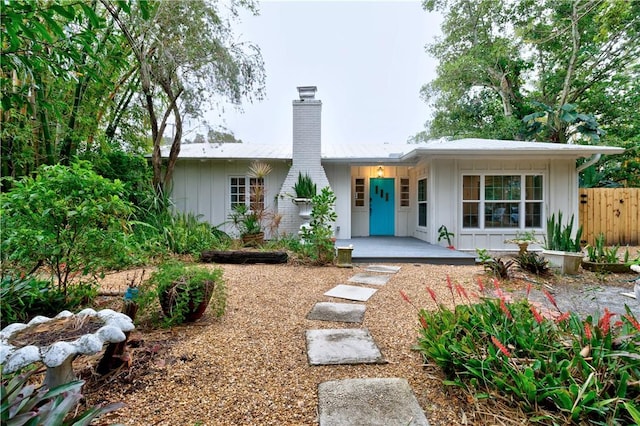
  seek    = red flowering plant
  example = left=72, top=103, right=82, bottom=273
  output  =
left=402, top=276, right=640, bottom=425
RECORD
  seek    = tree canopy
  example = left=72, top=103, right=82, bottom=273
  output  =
left=416, top=0, right=640, bottom=186
left=1, top=0, right=264, bottom=192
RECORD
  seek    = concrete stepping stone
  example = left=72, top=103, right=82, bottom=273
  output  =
left=348, top=273, right=390, bottom=286
left=364, top=265, right=401, bottom=274
left=305, top=328, right=386, bottom=365
left=318, top=378, right=430, bottom=426
left=324, top=284, right=377, bottom=302
left=306, top=302, right=366, bottom=323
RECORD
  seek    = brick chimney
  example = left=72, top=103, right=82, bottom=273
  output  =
left=278, top=86, right=332, bottom=235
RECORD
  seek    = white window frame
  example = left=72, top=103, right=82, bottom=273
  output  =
left=461, top=173, right=544, bottom=230
left=229, top=176, right=264, bottom=211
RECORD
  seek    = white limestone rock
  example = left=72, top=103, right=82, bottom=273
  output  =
left=0, top=309, right=135, bottom=374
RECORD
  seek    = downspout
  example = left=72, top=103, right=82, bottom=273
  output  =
left=576, top=154, right=601, bottom=172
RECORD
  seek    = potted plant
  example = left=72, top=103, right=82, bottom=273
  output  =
left=145, top=261, right=226, bottom=326
left=228, top=204, right=264, bottom=246
left=292, top=172, right=317, bottom=222
left=582, top=233, right=631, bottom=273
left=542, top=212, right=583, bottom=274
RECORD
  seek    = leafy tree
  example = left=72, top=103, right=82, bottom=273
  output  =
left=0, top=0, right=136, bottom=180
left=418, top=0, right=640, bottom=186
left=1, top=161, right=135, bottom=296
left=419, top=0, right=639, bottom=139
left=100, top=0, right=265, bottom=193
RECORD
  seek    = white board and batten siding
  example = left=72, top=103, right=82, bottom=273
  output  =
left=421, top=157, right=579, bottom=252
left=171, top=159, right=289, bottom=237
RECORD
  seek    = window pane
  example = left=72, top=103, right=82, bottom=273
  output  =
left=418, top=203, right=427, bottom=227
left=525, top=202, right=542, bottom=227
left=526, top=175, right=543, bottom=200
left=485, top=202, right=519, bottom=228
left=400, top=178, right=410, bottom=207
left=462, top=202, right=478, bottom=228
left=485, top=176, right=520, bottom=200
left=463, top=176, right=480, bottom=200
left=230, top=177, right=246, bottom=208
left=418, top=178, right=427, bottom=202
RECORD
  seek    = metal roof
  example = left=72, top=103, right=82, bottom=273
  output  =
left=168, top=138, right=624, bottom=162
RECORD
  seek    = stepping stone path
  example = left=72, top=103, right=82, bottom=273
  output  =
left=323, top=284, right=377, bottom=302
left=318, top=378, right=430, bottom=426
left=364, top=264, right=402, bottom=274
left=305, top=328, right=386, bottom=365
left=347, top=273, right=391, bottom=286
left=306, top=302, right=366, bottom=323
left=306, top=264, right=431, bottom=425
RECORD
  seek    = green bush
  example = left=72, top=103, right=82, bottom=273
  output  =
left=1, top=368, right=123, bottom=425
left=133, top=188, right=229, bottom=256
left=1, top=161, right=135, bottom=296
left=0, top=275, right=98, bottom=328
left=298, top=187, right=337, bottom=265
left=406, top=277, right=640, bottom=425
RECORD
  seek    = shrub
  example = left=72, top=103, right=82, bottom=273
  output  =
left=1, top=368, right=123, bottom=425
left=0, top=275, right=98, bottom=328
left=407, top=277, right=640, bottom=425
left=298, top=187, right=337, bottom=265
left=1, top=161, right=135, bottom=297
left=514, top=251, right=550, bottom=276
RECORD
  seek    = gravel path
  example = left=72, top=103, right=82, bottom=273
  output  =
left=85, top=259, right=639, bottom=425
left=88, top=263, right=484, bottom=425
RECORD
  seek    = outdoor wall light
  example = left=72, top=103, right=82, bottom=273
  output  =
left=377, top=166, right=384, bottom=177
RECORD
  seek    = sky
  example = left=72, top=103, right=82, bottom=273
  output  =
left=202, top=0, right=442, bottom=145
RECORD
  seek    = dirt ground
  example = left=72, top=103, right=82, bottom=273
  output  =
left=72, top=251, right=639, bottom=426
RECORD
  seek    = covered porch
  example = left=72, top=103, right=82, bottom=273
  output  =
left=334, top=237, right=477, bottom=265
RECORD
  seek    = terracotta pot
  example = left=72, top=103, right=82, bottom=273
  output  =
left=242, top=232, right=264, bottom=247
left=159, top=279, right=216, bottom=322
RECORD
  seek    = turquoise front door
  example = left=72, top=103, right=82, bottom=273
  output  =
left=369, top=178, right=394, bottom=235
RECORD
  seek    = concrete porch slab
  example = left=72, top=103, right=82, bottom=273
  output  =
left=318, top=378, right=430, bottom=426
left=306, top=302, right=366, bottom=323
left=305, top=328, right=386, bottom=365
left=348, top=273, right=390, bottom=286
left=324, top=284, right=378, bottom=302
left=364, top=265, right=402, bottom=274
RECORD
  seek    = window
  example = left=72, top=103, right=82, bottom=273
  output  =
left=230, top=176, right=264, bottom=210
left=400, top=178, right=410, bottom=207
left=418, top=178, right=427, bottom=227
left=354, top=178, right=365, bottom=207
left=462, top=174, right=543, bottom=229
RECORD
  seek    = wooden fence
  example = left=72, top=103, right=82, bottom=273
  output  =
left=578, top=188, right=640, bottom=245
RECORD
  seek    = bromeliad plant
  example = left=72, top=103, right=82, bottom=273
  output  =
left=403, top=277, right=640, bottom=425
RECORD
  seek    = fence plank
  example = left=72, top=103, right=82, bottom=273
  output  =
left=579, top=188, right=640, bottom=245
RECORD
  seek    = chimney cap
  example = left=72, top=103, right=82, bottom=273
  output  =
left=297, top=86, right=317, bottom=100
